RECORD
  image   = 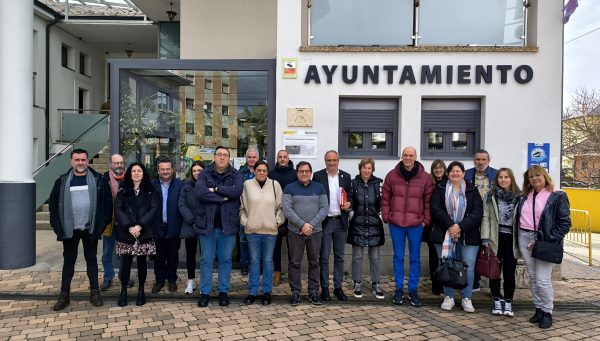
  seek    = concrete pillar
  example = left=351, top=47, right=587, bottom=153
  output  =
left=0, top=1, right=36, bottom=269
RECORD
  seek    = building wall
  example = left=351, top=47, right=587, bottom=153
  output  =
left=48, top=25, right=106, bottom=152
left=275, top=0, right=564, bottom=184
left=180, top=0, right=277, bottom=59
left=33, top=14, right=49, bottom=168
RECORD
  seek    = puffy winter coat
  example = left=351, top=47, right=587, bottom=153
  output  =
left=381, top=162, right=433, bottom=227
left=194, top=163, right=244, bottom=236
left=347, top=175, right=385, bottom=247
left=429, top=179, right=483, bottom=246
left=179, top=179, right=201, bottom=239
left=114, top=183, right=160, bottom=244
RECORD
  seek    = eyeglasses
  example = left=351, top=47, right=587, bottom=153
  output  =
left=215, top=153, right=230, bottom=158
left=255, top=169, right=268, bottom=173
left=297, top=170, right=311, bottom=174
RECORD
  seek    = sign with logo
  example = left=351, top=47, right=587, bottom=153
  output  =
left=528, top=143, right=550, bottom=171
left=282, top=58, right=297, bottom=79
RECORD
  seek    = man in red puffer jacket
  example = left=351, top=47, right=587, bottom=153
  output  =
left=382, top=146, right=433, bottom=308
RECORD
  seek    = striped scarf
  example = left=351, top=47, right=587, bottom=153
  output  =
left=441, top=180, right=467, bottom=257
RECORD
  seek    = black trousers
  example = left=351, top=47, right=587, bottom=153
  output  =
left=120, top=255, right=147, bottom=290
left=185, top=238, right=198, bottom=279
left=154, top=238, right=181, bottom=284
left=489, top=232, right=518, bottom=300
left=273, top=223, right=288, bottom=272
left=427, top=241, right=443, bottom=295
left=61, top=229, right=99, bottom=291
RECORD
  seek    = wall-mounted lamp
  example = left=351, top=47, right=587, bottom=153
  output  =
left=166, top=2, right=177, bottom=22
left=125, top=42, right=134, bottom=58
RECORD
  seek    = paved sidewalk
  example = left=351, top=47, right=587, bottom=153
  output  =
left=0, top=231, right=599, bottom=340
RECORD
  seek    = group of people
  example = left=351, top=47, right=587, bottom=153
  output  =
left=48, top=146, right=570, bottom=330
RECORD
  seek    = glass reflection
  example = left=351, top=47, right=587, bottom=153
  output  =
left=119, top=69, right=268, bottom=178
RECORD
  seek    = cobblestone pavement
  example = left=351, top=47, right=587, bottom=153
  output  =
left=1, top=231, right=599, bottom=340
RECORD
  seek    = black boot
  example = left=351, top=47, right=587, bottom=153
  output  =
left=53, top=291, right=70, bottom=311
left=117, top=288, right=128, bottom=307
left=539, top=311, right=553, bottom=329
left=136, top=289, right=146, bottom=306
left=529, top=308, right=543, bottom=323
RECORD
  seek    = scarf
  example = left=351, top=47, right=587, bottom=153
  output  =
left=109, top=170, right=124, bottom=199
left=399, top=161, right=420, bottom=181
left=496, top=188, right=516, bottom=227
left=62, top=170, right=98, bottom=238
left=441, top=180, right=467, bottom=257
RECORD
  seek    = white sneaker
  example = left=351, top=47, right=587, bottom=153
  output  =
left=492, top=298, right=503, bottom=315
left=184, top=279, right=196, bottom=295
left=503, top=300, right=514, bottom=317
left=441, top=296, right=455, bottom=311
left=462, top=298, right=475, bottom=313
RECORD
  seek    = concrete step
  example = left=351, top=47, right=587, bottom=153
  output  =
left=38, top=204, right=49, bottom=212
left=36, top=220, right=52, bottom=230
left=36, top=211, right=49, bottom=221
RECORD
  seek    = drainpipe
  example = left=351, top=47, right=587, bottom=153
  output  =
left=45, top=17, right=60, bottom=161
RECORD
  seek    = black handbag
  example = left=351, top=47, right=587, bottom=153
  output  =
left=532, top=240, right=563, bottom=264
left=529, top=194, right=564, bottom=264
left=433, top=243, right=469, bottom=290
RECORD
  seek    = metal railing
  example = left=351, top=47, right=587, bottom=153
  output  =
left=566, top=209, right=593, bottom=266
left=33, top=111, right=109, bottom=208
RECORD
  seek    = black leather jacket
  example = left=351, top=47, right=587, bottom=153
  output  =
left=514, top=190, right=571, bottom=244
left=347, top=175, right=385, bottom=247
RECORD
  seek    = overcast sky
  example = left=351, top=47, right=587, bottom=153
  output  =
left=563, top=0, right=600, bottom=107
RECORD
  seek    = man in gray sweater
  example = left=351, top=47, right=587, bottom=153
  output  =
left=282, top=161, right=328, bottom=306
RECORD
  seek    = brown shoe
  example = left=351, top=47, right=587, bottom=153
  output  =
left=168, top=282, right=177, bottom=293
left=90, top=289, right=104, bottom=307
left=151, top=282, right=164, bottom=294
left=53, top=291, right=70, bottom=311
left=273, top=272, right=282, bottom=287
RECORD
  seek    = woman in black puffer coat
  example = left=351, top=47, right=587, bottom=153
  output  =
left=347, top=157, right=385, bottom=299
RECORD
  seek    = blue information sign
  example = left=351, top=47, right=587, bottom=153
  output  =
left=527, top=143, right=550, bottom=171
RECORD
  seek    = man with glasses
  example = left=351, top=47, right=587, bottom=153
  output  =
left=283, top=161, right=328, bottom=306
left=312, top=150, right=352, bottom=302
left=100, top=154, right=134, bottom=291
left=151, top=158, right=184, bottom=294
left=195, top=146, right=244, bottom=307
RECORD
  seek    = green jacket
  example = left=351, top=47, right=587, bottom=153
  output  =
left=480, top=191, right=521, bottom=259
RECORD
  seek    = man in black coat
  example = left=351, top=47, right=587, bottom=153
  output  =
left=49, top=148, right=113, bottom=311
left=268, top=149, right=298, bottom=286
left=312, top=150, right=352, bottom=301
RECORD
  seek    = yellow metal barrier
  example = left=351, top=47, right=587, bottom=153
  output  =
left=563, top=188, right=600, bottom=232
left=566, top=209, right=592, bottom=266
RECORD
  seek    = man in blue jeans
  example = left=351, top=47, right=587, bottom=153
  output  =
left=195, top=146, right=244, bottom=307
left=100, top=154, right=133, bottom=290
left=237, top=148, right=259, bottom=275
left=381, top=146, right=433, bottom=307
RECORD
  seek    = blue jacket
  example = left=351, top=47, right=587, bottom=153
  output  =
left=238, top=165, right=255, bottom=181
left=194, top=163, right=244, bottom=236
left=464, top=166, right=498, bottom=192
left=152, top=177, right=184, bottom=239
